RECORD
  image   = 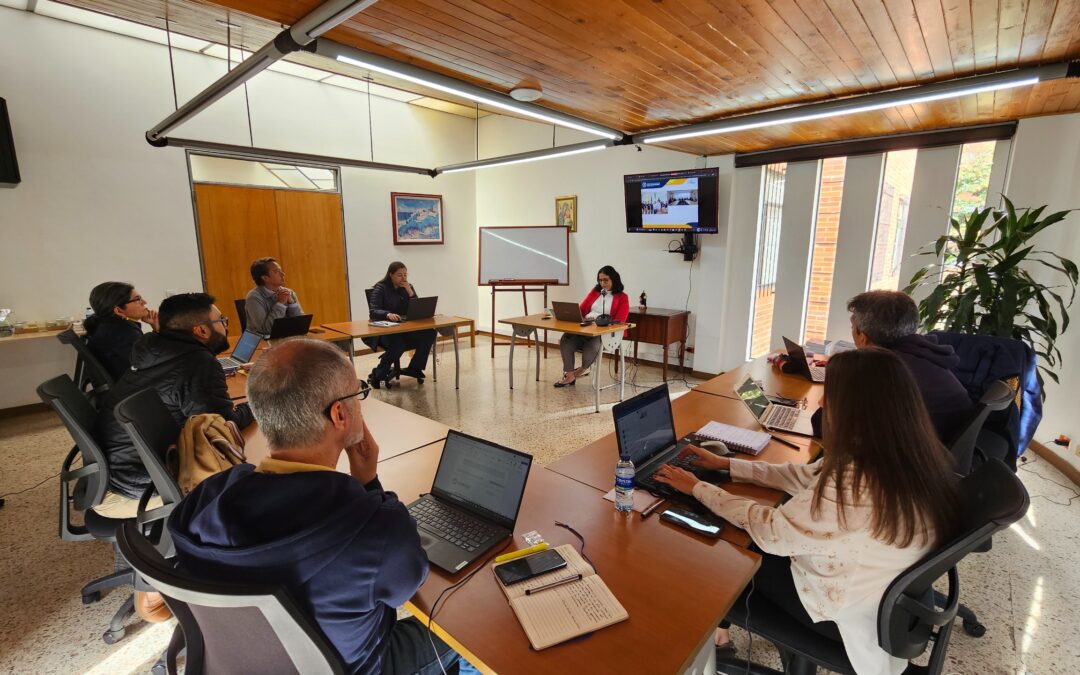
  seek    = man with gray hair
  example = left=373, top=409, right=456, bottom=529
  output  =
left=846, top=290, right=972, bottom=441
left=168, top=339, right=463, bottom=674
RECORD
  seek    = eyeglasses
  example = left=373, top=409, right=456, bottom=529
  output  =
left=323, top=381, right=372, bottom=418
left=204, top=316, right=229, bottom=329
left=118, top=296, right=145, bottom=307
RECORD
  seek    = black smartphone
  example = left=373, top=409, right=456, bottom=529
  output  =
left=660, top=507, right=723, bottom=539
left=494, top=549, right=568, bottom=586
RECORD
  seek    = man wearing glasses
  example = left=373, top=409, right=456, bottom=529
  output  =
left=93, top=293, right=254, bottom=520
left=169, top=339, right=467, bottom=675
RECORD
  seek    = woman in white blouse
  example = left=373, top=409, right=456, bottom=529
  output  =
left=653, top=348, right=961, bottom=675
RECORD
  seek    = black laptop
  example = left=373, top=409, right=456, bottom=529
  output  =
left=613, top=384, right=729, bottom=500
left=217, top=330, right=261, bottom=372
left=407, top=430, right=533, bottom=574
left=267, top=313, right=313, bottom=339
left=551, top=300, right=586, bottom=323
left=401, top=296, right=438, bottom=322
left=782, top=336, right=826, bottom=383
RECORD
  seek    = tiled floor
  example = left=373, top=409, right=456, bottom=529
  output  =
left=1, top=340, right=1078, bottom=674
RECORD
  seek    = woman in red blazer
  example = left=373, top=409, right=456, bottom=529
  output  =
left=555, top=265, right=630, bottom=388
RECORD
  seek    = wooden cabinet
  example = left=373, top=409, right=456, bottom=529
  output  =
left=625, top=307, right=689, bottom=380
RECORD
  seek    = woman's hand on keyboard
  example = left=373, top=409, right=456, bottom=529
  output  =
left=678, top=445, right=731, bottom=472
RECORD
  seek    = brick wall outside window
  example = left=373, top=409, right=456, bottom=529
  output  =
left=803, top=157, right=847, bottom=344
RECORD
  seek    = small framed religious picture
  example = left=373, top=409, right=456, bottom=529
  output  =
left=555, top=195, right=578, bottom=233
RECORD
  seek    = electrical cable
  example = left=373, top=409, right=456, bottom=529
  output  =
left=1018, top=454, right=1080, bottom=506
left=0, top=471, right=61, bottom=500
left=554, top=521, right=595, bottom=573
left=743, top=576, right=755, bottom=675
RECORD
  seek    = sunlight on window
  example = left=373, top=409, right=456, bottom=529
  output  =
left=1009, top=522, right=1041, bottom=551
left=748, top=163, right=786, bottom=359
left=1021, top=576, right=1044, bottom=654
left=868, top=149, right=917, bottom=291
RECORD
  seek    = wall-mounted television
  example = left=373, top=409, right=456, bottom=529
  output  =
left=624, top=167, right=719, bottom=234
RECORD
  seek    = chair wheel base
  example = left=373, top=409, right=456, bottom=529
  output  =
left=151, top=663, right=167, bottom=675
left=82, top=592, right=101, bottom=605
left=102, top=628, right=125, bottom=644
left=962, top=619, right=986, bottom=637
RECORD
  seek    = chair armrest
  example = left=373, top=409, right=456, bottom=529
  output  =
left=896, top=567, right=960, bottom=628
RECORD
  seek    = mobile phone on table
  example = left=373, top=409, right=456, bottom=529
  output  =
left=494, top=549, right=568, bottom=586
left=660, top=507, right=723, bottom=539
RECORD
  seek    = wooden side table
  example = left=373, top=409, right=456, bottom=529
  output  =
left=626, top=307, right=689, bottom=380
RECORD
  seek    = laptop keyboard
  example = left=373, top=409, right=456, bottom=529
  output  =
left=809, top=365, right=826, bottom=381
left=768, top=405, right=799, bottom=429
left=409, top=500, right=499, bottom=552
left=218, top=357, right=243, bottom=369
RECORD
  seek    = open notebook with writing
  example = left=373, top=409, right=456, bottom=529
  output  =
left=696, top=420, right=771, bottom=456
left=492, top=544, right=628, bottom=650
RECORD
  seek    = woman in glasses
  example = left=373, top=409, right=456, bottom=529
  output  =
left=653, top=348, right=961, bottom=674
left=85, top=281, right=159, bottom=379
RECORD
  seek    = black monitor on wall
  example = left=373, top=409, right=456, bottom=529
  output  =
left=0, top=98, right=20, bottom=188
left=624, top=167, right=719, bottom=234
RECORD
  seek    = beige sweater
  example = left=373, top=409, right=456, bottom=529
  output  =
left=692, top=459, right=932, bottom=675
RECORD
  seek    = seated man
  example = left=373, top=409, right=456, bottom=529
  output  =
left=812, top=290, right=972, bottom=442
left=245, top=257, right=303, bottom=336
left=84, top=281, right=159, bottom=379
left=93, top=293, right=254, bottom=519
left=168, top=339, right=463, bottom=675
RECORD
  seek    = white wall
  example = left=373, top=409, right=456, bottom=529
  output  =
left=0, top=8, right=476, bottom=407
left=1001, top=113, right=1080, bottom=470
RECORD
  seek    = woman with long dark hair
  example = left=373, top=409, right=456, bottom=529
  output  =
left=654, top=348, right=961, bottom=674
left=84, top=281, right=158, bottom=379
left=554, top=265, right=630, bottom=388
left=366, top=261, right=436, bottom=388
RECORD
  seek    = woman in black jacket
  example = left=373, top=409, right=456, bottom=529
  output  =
left=367, top=262, right=436, bottom=388
left=84, top=281, right=159, bottom=379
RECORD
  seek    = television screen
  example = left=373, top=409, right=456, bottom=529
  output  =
left=624, top=168, right=719, bottom=233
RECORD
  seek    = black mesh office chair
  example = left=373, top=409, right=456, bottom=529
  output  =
left=716, top=459, right=1029, bottom=675
left=234, top=298, right=248, bottom=333
left=363, top=287, right=403, bottom=390
left=56, top=328, right=114, bottom=404
left=38, top=375, right=136, bottom=644
left=117, top=522, right=347, bottom=675
left=114, top=388, right=185, bottom=559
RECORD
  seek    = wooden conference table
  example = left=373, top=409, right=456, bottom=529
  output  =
left=694, top=356, right=825, bottom=410
left=323, top=315, right=474, bottom=390
left=499, top=314, right=636, bottom=413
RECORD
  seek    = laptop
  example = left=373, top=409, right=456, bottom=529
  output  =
left=613, top=383, right=729, bottom=499
left=551, top=300, right=587, bottom=323
left=401, top=296, right=438, bottom=322
left=267, top=313, right=313, bottom=339
left=217, top=330, right=262, bottom=371
left=407, top=430, right=533, bottom=574
left=782, top=336, right=826, bottom=383
left=734, top=376, right=815, bottom=436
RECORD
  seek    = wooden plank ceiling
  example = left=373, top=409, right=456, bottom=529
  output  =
left=61, top=0, right=1080, bottom=155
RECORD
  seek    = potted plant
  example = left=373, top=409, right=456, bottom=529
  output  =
left=904, top=198, right=1077, bottom=390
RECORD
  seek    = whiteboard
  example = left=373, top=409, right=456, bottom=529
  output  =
left=478, top=227, right=570, bottom=285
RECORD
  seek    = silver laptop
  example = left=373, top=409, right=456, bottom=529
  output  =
left=782, top=336, right=826, bottom=383
left=551, top=300, right=586, bottom=323
left=407, top=430, right=533, bottom=575
left=217, top=330, right=261, bottom=371
left=735, top=376, right=815, bottom=436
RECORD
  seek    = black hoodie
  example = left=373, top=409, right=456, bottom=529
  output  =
left=94, top=330, right=253, bottom=499
left=169, top=465, right=427, bottom=674
left=887, top=334, right=973, bottom=440
left=84, top=314, right=144, bottom=380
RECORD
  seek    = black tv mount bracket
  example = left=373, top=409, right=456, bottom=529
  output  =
left=669, top=232, right=698, bottom=262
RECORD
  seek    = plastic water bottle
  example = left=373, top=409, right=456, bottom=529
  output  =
left=615, top=454, right=635, bottom=512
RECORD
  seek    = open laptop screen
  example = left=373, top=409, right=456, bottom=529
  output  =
left=231, top=330, right=262, bottom=362
left=736, top=377, right=771, bottom=421
left=613, top=384, right=676, bottom=465
left=431, top=431, right=532, bottom=526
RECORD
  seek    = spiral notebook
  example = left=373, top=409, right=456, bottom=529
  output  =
left=695, top=421, right=771, bottom=455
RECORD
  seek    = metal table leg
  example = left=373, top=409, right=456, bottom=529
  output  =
left=432, top=332, right=438, bottom=383
left=453, top=328, right=460, bottom=389
left=594, top=350, right=601, bottom=413
left=509, top=328, right=516, bottom=390
left=533, top=329, right=540, bottom=382
left=619, top=347, right=625, bottom=401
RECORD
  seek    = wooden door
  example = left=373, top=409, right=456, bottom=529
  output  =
left=193, top=184, right=350, bottom=332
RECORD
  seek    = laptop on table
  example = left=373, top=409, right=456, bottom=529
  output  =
left=267, top=314, right=313, bottom=339
left=407, top=430, right=533, bottom=574
left=401, top=296, right=438, bottom=322
left=217, top=330, right=262, bottom=372
left=735, top=376, right=815, bottom=436
left=551, top=300, right=588, bottom=324
left=613, top=384, right=729, bottom=500
left=782, top=336, right=826, bottom=383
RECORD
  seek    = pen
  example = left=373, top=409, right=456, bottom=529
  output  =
left=525, top=573, right=583, bottom=596
left=494, top=543, right=549, bottom=564
left=640, top=497, right=665, bottom=519
left=769, top=433, right=801, bottom=450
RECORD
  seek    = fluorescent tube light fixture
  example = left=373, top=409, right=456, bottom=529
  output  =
left=638, top=64, right=1068, bottom=145
left=334, top=53, right=621, bottom=140
left=437, top=141, right=612, bottom=174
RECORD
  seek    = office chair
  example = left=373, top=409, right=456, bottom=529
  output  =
left=947, top=380, right=1016, bottom=476
left=716, top=459, right=1028, bottom=675
left=114, top=388, right=184, bottom=559
left=56, top=328, right=114, bottom=404
left=363, top=287, right=403, bottom=390
left=116, top=522, right=347, bottom=675
left=37, top=375, right=136, bottom=644
left=234, top=298, right=248, bottom=333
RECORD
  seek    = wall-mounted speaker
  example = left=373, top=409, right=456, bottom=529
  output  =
left=0, top=98, right=21, bottom=188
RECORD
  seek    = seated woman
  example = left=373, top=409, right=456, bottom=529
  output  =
left=367, top=261, right=436, bottom=388
left=554, top=265, right=629, bottom=388
left=84, top=281, right=159, bottom=379
left=654, top=348, right=961, bottom=674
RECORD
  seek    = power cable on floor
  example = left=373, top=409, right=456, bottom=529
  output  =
left=0, top=471, right=60, bottom=500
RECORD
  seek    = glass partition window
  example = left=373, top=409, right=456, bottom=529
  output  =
left=802, top=157, right=847, bottom=344
left=748, top=163, right=787, bottom=359
left=868, top=149, right=917, bottom=291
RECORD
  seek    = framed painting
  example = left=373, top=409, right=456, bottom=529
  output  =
left=391, top=193, right=444, bottom=245
left=555, top=195, right=577, bottom=232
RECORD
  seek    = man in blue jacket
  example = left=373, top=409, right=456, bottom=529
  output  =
left=168, top=338, right=461, bottom=674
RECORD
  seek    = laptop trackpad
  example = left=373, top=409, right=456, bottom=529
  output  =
left=418, top=526, right=470, bottom=574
